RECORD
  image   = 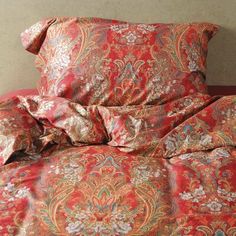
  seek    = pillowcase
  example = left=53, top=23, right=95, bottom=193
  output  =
left=21, top=17, right=219, bottom=106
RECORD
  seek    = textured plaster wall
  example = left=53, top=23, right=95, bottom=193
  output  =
left=0, top=0, right=235, bottom=95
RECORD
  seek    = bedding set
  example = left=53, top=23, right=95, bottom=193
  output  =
left=0, top=17, right=235, bottom=235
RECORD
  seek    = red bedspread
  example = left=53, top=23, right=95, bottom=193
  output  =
left=0, top=93, right=235, bottom=235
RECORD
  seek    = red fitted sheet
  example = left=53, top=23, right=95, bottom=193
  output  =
left=208, top=86, right=236, bottom=95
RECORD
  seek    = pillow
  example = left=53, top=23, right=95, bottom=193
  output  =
left=21, top=17, right=219, bottom=106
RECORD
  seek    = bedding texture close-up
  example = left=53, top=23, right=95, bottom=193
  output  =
left=0, top=17, right=235, bottom=235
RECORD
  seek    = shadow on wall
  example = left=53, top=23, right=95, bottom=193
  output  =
left=207, top=26, right=236, bottom=85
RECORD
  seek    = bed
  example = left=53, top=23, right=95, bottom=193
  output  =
left=0, top=17, right=235, bottom=235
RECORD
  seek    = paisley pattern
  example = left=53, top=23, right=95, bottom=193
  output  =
left=153, top=95, right=236, bottom=158
left=0, top=97, right=42, bottom=164
left=21, top=17, right=219, bottom=105
left=0, top=146, right=171, bottom=235
left=0, top=93, right=235, bottom=235
left=1, top=15, right=235, bottom=235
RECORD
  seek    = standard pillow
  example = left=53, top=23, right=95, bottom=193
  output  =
left=21, top=17, right=219, bottom=106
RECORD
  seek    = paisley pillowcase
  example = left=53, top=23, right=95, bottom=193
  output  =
left=21, top=17, right=219, bottom=106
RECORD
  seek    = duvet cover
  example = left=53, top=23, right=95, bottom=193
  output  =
left=0, top=92, right=235, bottom=236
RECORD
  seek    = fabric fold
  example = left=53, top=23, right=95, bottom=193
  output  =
left=0, top=94, right=235, bottom=165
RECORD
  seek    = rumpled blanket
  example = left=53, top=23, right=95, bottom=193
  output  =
left=0, top=93, right=235, bottom=235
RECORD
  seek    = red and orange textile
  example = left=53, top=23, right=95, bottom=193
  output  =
left=0, top=93, right=235, bottom=235
left=0, top=16, right=235, bottom=235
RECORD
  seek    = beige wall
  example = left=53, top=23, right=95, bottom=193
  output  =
left=0, top=0, right=235, bottom=95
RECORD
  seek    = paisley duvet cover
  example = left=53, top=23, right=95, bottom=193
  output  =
left=0, top=93, right=235, bottom=235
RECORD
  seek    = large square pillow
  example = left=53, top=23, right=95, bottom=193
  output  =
left=21, top=17, right=219, bottom=105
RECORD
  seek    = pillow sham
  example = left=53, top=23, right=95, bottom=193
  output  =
left=21, top=17, right=219, bottom=106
